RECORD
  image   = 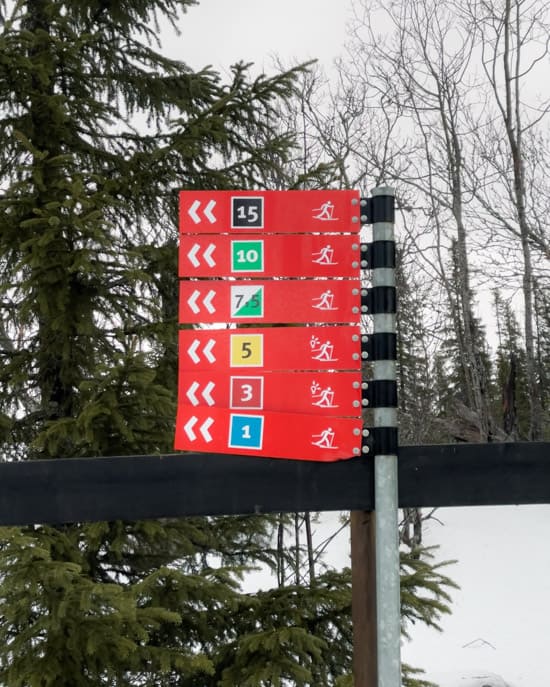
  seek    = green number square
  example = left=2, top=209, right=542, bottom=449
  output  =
left=231, top=240, right=264, bottom=272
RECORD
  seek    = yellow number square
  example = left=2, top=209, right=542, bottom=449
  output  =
left=230, top=334, right=263, bottom=367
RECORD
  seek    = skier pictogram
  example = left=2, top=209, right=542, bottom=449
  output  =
left=311, top=244, right=337, bottom=265
left=312, top=289, right=338, bottom=311
left=310, top=381, right=338, bottom=408
left=311, top=427, right=338, bottom=449
left=312, top=200, right=338, bottom=221
left=310, top=336, right=338, bottom=362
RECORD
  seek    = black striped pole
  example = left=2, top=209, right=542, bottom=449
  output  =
left=361, top=187, right=401, bottom=687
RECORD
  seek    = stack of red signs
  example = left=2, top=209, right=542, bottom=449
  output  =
left=175, top=190, right=364, bottom=461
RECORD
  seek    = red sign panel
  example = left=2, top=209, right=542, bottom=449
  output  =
left=179, top=190, right=361, bottom=234
left=179, top=326, right=362, bottom=372
left=174, top=406, right=363, bottom=462
left=177, top=370, right=363, bottom=416
left=179, top=279, right=362, bottom=325
left=179, top=234, right=363, bottom=278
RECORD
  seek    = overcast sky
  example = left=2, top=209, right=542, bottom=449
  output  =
left=167, top=0, right=354, bottom=73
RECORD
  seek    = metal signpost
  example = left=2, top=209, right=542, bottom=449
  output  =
left=367, top=188, right=401, bottom=687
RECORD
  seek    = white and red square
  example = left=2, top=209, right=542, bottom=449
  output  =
left=230, top=376, right=264, bottom=410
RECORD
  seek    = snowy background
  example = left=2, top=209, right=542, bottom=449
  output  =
left=244, top=505, right=550, bottom=687
left=399, top=505, right=550, bottom=687
left=322, top=506, right=550, bottom=687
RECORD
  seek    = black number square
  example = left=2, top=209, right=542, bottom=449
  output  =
left=232, top=197, right=264, bottom=228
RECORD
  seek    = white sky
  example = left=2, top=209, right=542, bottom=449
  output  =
left=169, top=0, right=354, bottom=73
left=169, top=4, right=548, bottom=686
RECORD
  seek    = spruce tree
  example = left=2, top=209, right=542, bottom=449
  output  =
left=395, top=249, right=441, bottom=446
left=533, top=283, right=550, bottom=439
left=432, top=243, right=494, bottom=442
left=0, top=1, right=307, bottom=684
left=493, top=291, right=530, bottom=439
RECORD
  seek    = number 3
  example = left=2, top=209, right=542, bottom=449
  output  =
left=240, top=384, right=253, bottom=402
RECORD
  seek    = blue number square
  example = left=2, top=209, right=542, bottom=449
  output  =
left=228, top=414, right=264, bottom=450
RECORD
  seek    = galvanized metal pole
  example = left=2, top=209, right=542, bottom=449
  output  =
left=362, top=187, right=401, bottom=687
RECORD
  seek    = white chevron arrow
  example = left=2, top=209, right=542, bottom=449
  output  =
left=186, top=381, right=216, bottom=407
left=187, top=200, right=217, bottom=224
left=203, top=339, right=216, bottom=363
left=188, top=200, right=201, bottom=224
left=187, top=243, right=217, bottom=268
left=183, top=416, right=198, bottom=441
left=187, top=340, right=201, bottom=364
left=202, top=381, right=215, bottom=405
left=186, top=289, right=217, bottom=315
left=186, top=339, right=217, bottom=364
left=203, top=243, right=216, bottom=267
left=188, top=290, right=201, bottom=314
left=200, top=417, right=214, bottom=442
left=188, top=244, right=201, bottom=268
left=186, top=381, right=200, bottom=406
left=203, top=290, right=216, bottom=314
left=204, top=200, right=216, bottom=223
left=182, top=416, right=214, bottom=442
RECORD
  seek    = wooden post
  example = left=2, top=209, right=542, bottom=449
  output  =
left=351, top=509, right=377, bottom=687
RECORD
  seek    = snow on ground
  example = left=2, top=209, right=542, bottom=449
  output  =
left=317, top=506, right=549, bottom=686
left=400, top=504, right=550, bottom=687
left=245, top=506, right=549, bottom=686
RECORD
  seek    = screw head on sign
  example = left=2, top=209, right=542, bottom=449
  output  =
left=361, top=214, right=368, bottom=222
left=362, top=428, right=370, bottom=437
left=352, top=289, right=359, bottom=295
left=353, top=381, right=360, bottom=389
left=361, top=351, right=368, bottom=358
left=353, top=307, right=359, bottom=314
left=353, top=353, right=360, bottom=360
left=362, top=399, right=369, bottom=406
left=362, top=446, right=370, bottom=454
left=361, top=382, right=368, bottom=389
left=353, top=401, right=360, bottom=407
left=352, top=216, right=359, bottom=223
left=353, top=447, right=360, bottom=455
left=353, top=261, right=360, bottom=269
left=352, top=198, right=359, bottom=205
left=352, top=334, right=359, bottom=341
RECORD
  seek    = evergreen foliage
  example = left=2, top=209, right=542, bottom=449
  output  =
left=533, top=284, right=550, bottom=440
left=0, top=1, right=312, bottom=684
left=396, top=249, right=441, bottom=445
left=430, top=243, right=494, bottom=442
left=493, top=291, right=530, bottom=439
